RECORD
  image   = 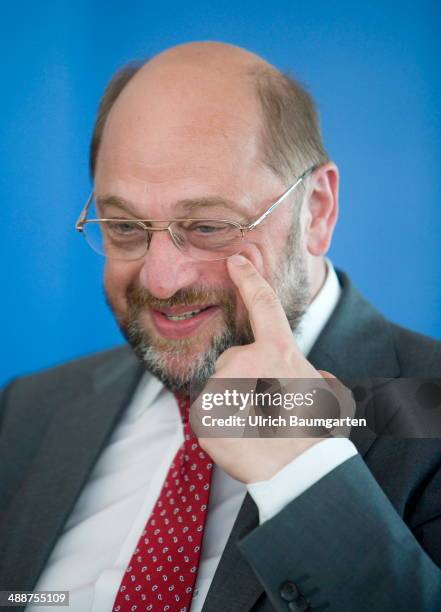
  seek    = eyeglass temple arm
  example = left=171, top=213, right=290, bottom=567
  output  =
left=75, top=192, right=94, bottom=231
left=75, top=166, right=317, bottom=232
left=245, top=165, right=317, bottom=231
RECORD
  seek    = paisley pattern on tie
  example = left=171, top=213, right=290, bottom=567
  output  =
left=113, top=394, right=213, bottom=612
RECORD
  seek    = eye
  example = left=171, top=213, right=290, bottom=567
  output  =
left=194, top=224, right=221, bottom=234
left=187, top=221, right=229, bottom=234
left=109, top=221, right=143, bottom=235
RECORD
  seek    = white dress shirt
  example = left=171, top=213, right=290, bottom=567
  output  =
left=29, top=259, right=357, bottom=611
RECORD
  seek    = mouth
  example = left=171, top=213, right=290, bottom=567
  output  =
left=162, top=306, right=212, bottom=321
left=149, top=304, right=221, bottom=339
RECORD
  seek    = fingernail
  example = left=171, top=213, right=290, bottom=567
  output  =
left=228, top=254, right=248, bottom=266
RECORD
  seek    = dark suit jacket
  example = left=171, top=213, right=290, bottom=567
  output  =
left=1, top=271, right=441, bottom=611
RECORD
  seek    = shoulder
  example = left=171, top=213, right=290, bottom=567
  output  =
left=0, top=346, right=142, bottom=493
left=389, top=324, right=441, bottom=377
left=314, top=269, right=441, bottom=379
left=2, top=344, right=135, bottom=391
left=1, top=344, right=138, bottom=420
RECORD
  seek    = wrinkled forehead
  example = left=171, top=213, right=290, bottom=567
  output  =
left=94, top=63, right=269, bottom=208
left=97, top=120, right=261, bottom=183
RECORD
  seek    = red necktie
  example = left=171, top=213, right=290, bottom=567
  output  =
left=113, top=394, right=213, bottom=612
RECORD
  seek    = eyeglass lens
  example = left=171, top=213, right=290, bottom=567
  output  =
left=83, top=218, right=244, bottom=261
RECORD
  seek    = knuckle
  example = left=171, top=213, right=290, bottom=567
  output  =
left=215, top=346, right=242, bottom=369
left=215, top=345, right=259, bottom=375
left=197, top=437, right=209, bottom=452
left=282, top=345, right=297, bottom=365
left=266, top=340, right=291, bottom=363
left=252, top=286, right=279, bottom=309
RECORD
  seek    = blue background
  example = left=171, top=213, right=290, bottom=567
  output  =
left=1, top=0, right=440, bottom=386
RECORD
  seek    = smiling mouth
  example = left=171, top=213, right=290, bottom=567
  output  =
left=154, top=303, right=215, bottom=319
left=149, top=304, right=220, bottom=339
left=163, top=306, right=213, bottom=321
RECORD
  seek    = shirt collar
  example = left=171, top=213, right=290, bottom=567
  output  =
left=125, top=372, right=165, bottom=421
left=294, top=258, right=341, bottom=357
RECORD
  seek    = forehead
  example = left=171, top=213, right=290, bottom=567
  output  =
left=93, top=64, right=275, bottom=211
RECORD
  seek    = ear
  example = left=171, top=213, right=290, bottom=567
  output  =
left=304, top=161, right=339, bottom=256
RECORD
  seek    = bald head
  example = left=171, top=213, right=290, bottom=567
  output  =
left=144, top=40, right=269, bottom=72
left=90, top=41, right=328, bottom=181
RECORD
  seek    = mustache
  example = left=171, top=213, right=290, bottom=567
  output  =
left=126, top=284, right=236, bottom=314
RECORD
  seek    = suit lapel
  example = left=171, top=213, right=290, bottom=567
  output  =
left=0, top=348, right=143, bottom=592
left=307, top=270, right=400, bottom=381
left=202, top=494, right=263, bottom=611
left=309, top=270, right=401, bottom=456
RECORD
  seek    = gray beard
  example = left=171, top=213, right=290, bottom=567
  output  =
left=124, top=317, right=250, bottom=395
left=107, top=219, right=310, bottom=394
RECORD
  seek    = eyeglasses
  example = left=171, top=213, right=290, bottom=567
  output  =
left=75, top=164, right=317, bottom=262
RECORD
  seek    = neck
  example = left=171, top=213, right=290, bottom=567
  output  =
left=309, top=256, right=327, bottom=303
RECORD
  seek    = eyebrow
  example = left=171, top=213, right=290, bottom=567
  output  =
left=95, top=194, right=249, bottom=220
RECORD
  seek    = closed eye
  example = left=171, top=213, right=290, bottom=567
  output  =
left=183, top=221, right=232, bottom=234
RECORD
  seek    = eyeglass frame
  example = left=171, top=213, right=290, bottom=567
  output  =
left=75, top=164, right=318, bottom=259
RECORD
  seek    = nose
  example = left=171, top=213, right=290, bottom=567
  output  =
left=138, top=229, right=201, bottom=299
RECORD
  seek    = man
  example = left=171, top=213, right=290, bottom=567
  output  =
left=1, top=41, right=441, bottom=611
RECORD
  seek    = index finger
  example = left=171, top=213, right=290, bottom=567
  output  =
left=227, top=254, right=294, bottom=342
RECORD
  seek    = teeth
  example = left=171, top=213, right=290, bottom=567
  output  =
left=165, top=309, right=203, bottom=321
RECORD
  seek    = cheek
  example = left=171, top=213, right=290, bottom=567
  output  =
left=104, top=261, right=141, bottom=305
left=239, top=235, right=279, bottom=284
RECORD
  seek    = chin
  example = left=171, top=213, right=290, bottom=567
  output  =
left=134, top=337, right=225, bottom=394
left=106, top=286, right=253, bottom=392
left=125, top=317, right=245, bottom=394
